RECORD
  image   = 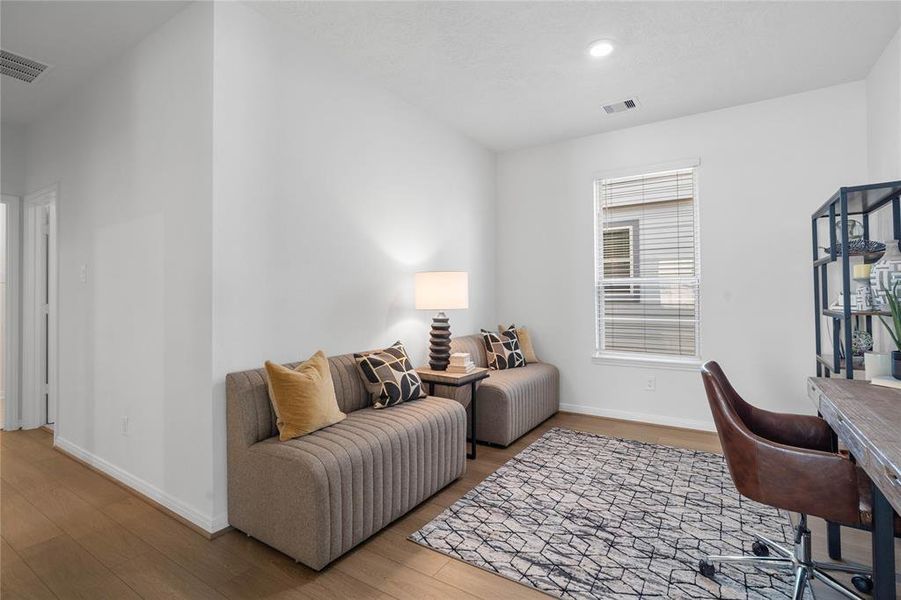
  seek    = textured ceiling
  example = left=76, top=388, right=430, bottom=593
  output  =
left=252, top=1, right=901, bottom=151
left=1, top=1, right=189, bottom=125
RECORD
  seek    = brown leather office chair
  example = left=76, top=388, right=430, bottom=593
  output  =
left=701, top=361, right=882, bottom=600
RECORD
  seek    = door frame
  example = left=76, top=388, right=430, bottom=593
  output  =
left=1, top=195, right=21, bottom=430
left=22, top=186, right=58, bottom=430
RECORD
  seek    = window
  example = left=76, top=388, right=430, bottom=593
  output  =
left=594, top=165, right=700, bottom=362
left=602, top=222, right=638, bottom=295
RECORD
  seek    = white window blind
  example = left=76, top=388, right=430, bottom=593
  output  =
left=595, top=167, right=700, bottom=359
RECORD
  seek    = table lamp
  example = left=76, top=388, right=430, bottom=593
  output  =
left=415, top=271, right=469, bottom=371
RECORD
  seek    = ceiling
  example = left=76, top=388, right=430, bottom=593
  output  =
left=1, top=1, right=189, bottom=125
left=252, top=1, right=901, bottom=151
left=2, top=1, right=899, bottom=151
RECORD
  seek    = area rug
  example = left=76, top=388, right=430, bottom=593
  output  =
left=409, top=427, right=796, bottom=599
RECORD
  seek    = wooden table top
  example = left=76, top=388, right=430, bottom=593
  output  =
left=415, top=367, right=489, bottom=386
left=807, top=377, right=901, bottom=514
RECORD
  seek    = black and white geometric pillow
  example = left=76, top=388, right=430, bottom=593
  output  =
left=354, top=341, right=426, bottom=408
left=481, top=327, right=526, bottom=370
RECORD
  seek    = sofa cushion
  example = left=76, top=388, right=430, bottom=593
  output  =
left=354, top=341, right=426, bottom=408
left=265, top=351, right=346, bottom=441
left=247, top=396, right=466, bottom=567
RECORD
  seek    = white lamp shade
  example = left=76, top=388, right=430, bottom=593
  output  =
left=415, top=271, right=469, bottom=310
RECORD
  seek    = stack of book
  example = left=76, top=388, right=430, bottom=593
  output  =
left=447, top=352, right=476, bottom=374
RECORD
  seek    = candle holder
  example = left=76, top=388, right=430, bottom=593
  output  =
left=853, top=263, right=874, bottom=311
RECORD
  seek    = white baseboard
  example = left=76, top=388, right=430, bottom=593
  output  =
left=54, top=436, right=228, bottom=533
left=559, top=403, right=716, bottom=432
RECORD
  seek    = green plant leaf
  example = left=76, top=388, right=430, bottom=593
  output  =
left=880, top=280, right=901, bottom=351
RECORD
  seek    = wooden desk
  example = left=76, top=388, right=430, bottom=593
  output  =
left=808, top=377, right=901, bottom=599
left=416, top=367, right=489, bottom=460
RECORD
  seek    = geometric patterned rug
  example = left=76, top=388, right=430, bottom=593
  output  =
left=409, top=428, right=796, bottom=599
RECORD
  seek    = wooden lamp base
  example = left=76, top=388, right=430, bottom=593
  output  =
left=428, top=312, right=452, bottom=371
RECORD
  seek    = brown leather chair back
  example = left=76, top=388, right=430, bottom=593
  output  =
left=701, top=361, right=861, bottom=526
left=701, top=361, right=763, bottom=501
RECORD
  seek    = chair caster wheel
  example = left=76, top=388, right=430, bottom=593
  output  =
left=698, top=559, right=716, bottom=579
left=751, top=541, right=769, bottom=557
left=851, top=575, right=873, bottom=594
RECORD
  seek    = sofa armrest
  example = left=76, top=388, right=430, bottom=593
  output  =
left=228, top=439, right=334, bottom=569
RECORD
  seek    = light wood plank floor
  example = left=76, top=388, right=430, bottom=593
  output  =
left=1, top=413, right=898, bottom=599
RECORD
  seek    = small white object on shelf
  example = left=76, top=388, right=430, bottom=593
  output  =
left=869, top=375, right=901, bottom=390
left=864, top=352, right=891, bottom=380
left=853, top=263, right=873, bottom=281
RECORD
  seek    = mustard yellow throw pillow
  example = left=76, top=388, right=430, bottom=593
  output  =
left=498, top=324, right=539, bottom=363
left=265, top=351, right=346, bottom=441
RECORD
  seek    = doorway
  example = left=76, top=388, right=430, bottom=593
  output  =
left=1, top=194, right=21, bottom=431
left=22, top=187, right=57, bottom=430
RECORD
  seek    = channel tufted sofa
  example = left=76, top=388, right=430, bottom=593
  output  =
left=440, top=334, right=559, bottom=447
left=226, top=352, right=467, bottom=570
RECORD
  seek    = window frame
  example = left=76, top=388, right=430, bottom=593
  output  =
left=592, top=158, right=702, bottom=369
left=601, top=221, right=639, bottom=296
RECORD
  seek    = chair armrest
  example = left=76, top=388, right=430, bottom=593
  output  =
left=754, top=440, right=861, bottom=526
left=748, top=406, right=834, bottom=452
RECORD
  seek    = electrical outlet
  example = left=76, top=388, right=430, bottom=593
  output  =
left=80, top=264, right=88, bottom=283
left=645, top=376, right=656, bottom=392
left=121, top=416, right=129, bottom=436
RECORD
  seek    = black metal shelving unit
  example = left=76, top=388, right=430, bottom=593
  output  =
left=812, top=181, right=901, bottom=379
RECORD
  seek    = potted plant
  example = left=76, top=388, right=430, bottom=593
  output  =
left=878, top=280, right=901, bottom=379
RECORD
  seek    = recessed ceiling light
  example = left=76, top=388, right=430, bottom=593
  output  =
left=588, top=40, right=615, bottom=58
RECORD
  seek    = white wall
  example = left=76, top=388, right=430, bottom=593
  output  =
left=209, top=3, right=497, bottom=522
left=2, top=123, right=26, bottom=195
left=862, top=27, right=901, bottom=355
left=867, top=26, right=901, bottom=182
left=24, top=4, right=216, bottom=528
left=496, top=83, right=868, bottom=430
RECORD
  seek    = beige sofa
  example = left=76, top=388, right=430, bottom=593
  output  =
left=226, top=352, right=467, bottom=570
left=442, top=334, right=559, bottom=447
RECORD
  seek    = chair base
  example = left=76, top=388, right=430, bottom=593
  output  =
left=699, top=515, right=872, bottom=599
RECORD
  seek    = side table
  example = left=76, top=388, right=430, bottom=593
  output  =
left=415, top=367, right=489, bottom=459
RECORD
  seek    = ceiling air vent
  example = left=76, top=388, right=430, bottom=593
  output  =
left=1, top=50, right=50, bottom=83
left=602, top=97, right=640, bottom=115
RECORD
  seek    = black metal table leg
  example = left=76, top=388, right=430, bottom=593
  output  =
left=825, top=423, right=843, bottom=560
left=827, top=522, right=842, bottom=560
left=468, top=381, right=477, bottom=460
left=872, top=483, right=897, bottom=600
left=428, top=382, right=435, bottom=396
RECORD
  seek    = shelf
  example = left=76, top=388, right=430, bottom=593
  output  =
left=812, top=181, right=900, bottom=383
left=813, top=250, right=885, bottom=267
left=811, top=180, right=901, bottom=218
left=822, top=308, right=890, bottom=319
left=816, top=354, right=864, bottom=373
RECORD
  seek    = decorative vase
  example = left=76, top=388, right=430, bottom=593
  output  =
left=855, top=285, right=873, bottom=310
left=870, top=240, right=901, bottom=309
left=891, top=351, right=901, bottom=380
left=865, top=352, right=892, bottom=379
left=851, top=330, right=873, bottom=369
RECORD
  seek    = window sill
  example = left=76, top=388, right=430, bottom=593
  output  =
left=592, top=353, right=702, bottom=372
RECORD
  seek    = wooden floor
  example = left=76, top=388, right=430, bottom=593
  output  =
left=1, top=413, right=898, bottom=599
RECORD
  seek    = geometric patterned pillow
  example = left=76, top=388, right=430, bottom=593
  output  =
left=480, top=327, right=527, bottom=370
left=354, top=341, right=426, bottom=409
left=498, top=323, right=539, bottom=363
